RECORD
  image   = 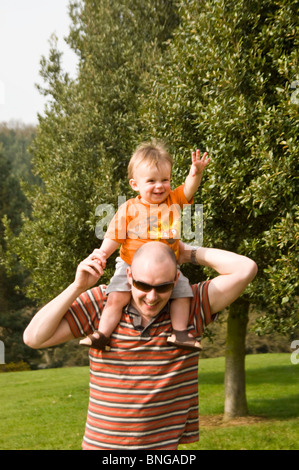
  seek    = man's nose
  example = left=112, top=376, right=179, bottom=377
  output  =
left=146, top=288, right=158, bottom=301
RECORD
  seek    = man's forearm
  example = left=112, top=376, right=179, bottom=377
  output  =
left=23, top=282, right=83, bottom=349
left=183, top=245, right=254, bottom=274
left=182, top=244, right=258, bottom=313
left=24, top=250, right=106, bottom=349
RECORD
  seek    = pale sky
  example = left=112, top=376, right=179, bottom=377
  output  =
left=0, top=0, right=78, bottom=125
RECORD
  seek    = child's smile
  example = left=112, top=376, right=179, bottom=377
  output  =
left=129, top=161, right=172, bottom=205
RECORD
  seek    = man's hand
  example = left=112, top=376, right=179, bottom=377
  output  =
left=178, top=241, right=192, bottom=265
left=190, top=149, right=210, bottom=177
left=74, top=249, right=106, bottom=291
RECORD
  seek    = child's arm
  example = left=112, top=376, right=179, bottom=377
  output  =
left=98, top=239, right=120, bottom=268
left=183, top=149, right=210, bottom=202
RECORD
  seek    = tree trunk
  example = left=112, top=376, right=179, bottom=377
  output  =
left=224, top=298, right=249, bottom=421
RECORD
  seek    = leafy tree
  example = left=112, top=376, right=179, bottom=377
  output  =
left=0, top=126, right=39, bottom=365
left=0, top=123, right=37, bottom=184
left=140, top=0, right=298, bottom=418
left=2, top=1, right=179, bottom=366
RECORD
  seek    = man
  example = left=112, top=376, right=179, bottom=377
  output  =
left=24, top=242, right=257, bottom=450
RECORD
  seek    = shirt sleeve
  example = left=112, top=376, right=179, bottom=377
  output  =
left=171, top=184, right=194, bottom=206
left=64, top=286, right=107, bottom=338
left=190, top=280, right=216, bottom=336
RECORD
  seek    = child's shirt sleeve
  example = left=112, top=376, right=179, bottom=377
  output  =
left=172, top=184, right=194, bottom=206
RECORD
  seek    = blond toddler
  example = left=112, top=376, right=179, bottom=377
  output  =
left=80, top=141, right=210, bottom=351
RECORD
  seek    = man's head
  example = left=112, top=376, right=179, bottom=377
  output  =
left=127, top=242, right=179, bottom=325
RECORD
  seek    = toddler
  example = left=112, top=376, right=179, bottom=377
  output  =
left=80, top=140, right=210, bottom=351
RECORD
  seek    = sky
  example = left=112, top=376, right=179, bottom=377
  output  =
left=0, top=0, right=78, bottom=125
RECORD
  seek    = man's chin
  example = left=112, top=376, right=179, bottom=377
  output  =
left=141, top=299, right=167, bottom=318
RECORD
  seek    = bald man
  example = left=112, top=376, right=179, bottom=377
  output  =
left=24, top=242, right=257, bottom=450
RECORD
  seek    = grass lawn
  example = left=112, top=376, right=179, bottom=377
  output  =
left=0, top=353, right=298, bottom=450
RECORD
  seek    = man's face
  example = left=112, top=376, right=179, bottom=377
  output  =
left=127, top=259, right=179, bottom=325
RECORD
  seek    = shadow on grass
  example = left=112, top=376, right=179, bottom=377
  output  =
left=248, top=394, right=299, bottom=420
left=198, top=364, right=298, bottom=386
left=198, top=362, right=299, bottom=420
left=245, top=364, right=299, bottom=385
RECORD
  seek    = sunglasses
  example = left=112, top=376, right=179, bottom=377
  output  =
left=131, top=276, right=176, bottom=293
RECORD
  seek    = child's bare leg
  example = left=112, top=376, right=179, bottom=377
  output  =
left=167, top=297, right=202, bottom=351
left=79, top=291, right=131, bottom=350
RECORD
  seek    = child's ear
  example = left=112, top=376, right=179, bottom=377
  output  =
left=129, top=178, right=139, bottom=192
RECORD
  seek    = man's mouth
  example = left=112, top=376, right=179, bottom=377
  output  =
left=144, top=301, right=158, bottom=307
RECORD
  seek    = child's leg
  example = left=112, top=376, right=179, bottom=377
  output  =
left=167, top=297, right=202, bottom=351
left=79, top=291, right=131, bottom=350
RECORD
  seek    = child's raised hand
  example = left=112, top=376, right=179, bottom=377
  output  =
left=190, top=149, right=210, bottom=177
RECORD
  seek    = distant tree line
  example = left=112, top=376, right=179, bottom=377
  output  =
left=0, top=123, right=39, bottom=365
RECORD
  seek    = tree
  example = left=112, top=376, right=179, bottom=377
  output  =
left=4, top=0, right=179, bottom=305
left=140, top=0, right=298, bottom=418
left=0, top=125, right=39, bottom=365
left=3, top=1, right=179, bottom=367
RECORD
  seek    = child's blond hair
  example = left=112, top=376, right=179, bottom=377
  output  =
left=128, top=140, right=173, bottom=180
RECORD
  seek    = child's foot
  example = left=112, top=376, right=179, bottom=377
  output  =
left=167, top=329, right=202, bottom=352
left=79, top=331, right=110, bottom=351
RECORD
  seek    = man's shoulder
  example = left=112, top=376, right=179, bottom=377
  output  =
left=190, top=280, right=211, bottom=293
left=84, top=285, right=108, bottom=305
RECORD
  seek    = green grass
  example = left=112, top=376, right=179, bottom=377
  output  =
left=0, top=354, right=298, bottom=450
left=0, top=367, right=90, bottom=450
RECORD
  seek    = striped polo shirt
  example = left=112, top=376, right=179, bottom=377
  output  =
left=65, top=281, right=213, bottom=450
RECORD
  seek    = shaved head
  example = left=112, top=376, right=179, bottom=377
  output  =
left=131, top=242, right=177, bottom=277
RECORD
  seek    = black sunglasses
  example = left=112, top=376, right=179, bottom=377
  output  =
left=131, top=276, right=176, bottom=293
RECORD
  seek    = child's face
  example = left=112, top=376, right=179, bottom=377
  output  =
left=130, top=161, right=172, bottom=204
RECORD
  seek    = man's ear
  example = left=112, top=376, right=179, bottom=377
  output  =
left=126, top=266, right=133, bottom=285
left=129, top=178, right=139, bottom=192
left=174, top=270, right=180, bottom=285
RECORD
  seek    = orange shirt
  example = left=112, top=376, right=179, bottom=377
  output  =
left=105, top=185, right=193, bottom=263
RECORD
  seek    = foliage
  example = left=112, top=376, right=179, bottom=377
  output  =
left=0, top=360, right=31, bottom=373
left=3, top=0, right=179, bottom=304
left=0, top=124, right=39, bottom=365
left=140, top=0, right=299, bottom=334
